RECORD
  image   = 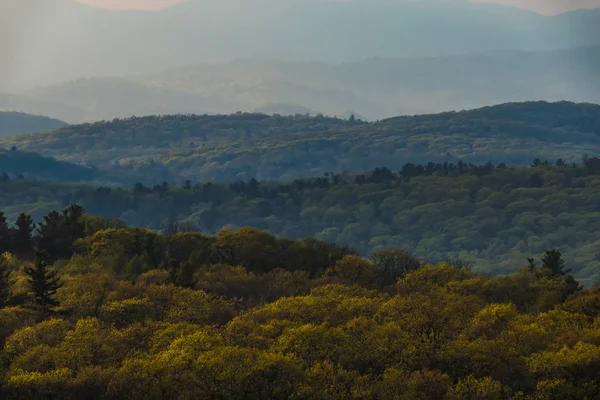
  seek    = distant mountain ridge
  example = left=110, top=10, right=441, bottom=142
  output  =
left=1, top=0, right=600, bottom=91
left=10, top=46, right=600, bottom=123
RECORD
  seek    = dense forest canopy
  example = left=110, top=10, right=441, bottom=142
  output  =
left=0, top=203, right=594, bottom=399
left=0, top=112, right=65, bottom=137
left=1, top=101, right=599, bottom=183
left=4, top=159, right=600, bottom=285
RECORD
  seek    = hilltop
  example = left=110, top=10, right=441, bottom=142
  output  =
left=0, top=112, right=66, bottom=137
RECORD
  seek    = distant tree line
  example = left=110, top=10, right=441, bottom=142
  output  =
left=4, top=159, right=600, bottom=284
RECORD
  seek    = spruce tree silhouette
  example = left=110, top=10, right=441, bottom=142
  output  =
left=24, top=252, right=62, bottom=319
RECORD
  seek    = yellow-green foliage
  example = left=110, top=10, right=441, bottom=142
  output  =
left=77, top=228, right=163, bottom=262
left=0, top=257, right=599, bottom=399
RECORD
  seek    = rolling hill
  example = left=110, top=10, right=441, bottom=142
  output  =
left=1, top=101, right=599, bottom=182
left=0, top=148, right=105, bottom=183
left=0, top=112, right=66, bottom=137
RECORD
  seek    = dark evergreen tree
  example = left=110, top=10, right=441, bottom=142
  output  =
left=0, top=257, right=10, bottom=308
left=0, top=211, right=10, bottom=254
left=24, top=254, right=62, bottom=318
left=62, top=204, right=86, bottom=242
left=36, top=205, right=86, bottom=262
left=541, top=249, right=570, bottom=277
left=11, top=213, right=35, bottom=259
left=535, top=249, right=580, bottom=299
left=36, top=211, right=67, bottom=262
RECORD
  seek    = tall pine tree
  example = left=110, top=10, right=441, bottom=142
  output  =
left=11, top=213, right=35, bottom=259
left=36, top=211, right=67, bottom=262
left=63, top=204, right=86, bottom=242
left=0, top=257, right=10, bottom=308
left=537, top=248, right=580, bottom=300
left=541, top=249, right=570, bottom=277
left=24, top=253, right=62, bottom=318
left=36, top=205, right=86, bottom=262
left=0, top=211, right=10, bottom=254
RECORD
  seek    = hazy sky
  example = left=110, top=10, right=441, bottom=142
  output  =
left=75, top=0, right=186, bottom=10
left=472, top=0, right=600, bottom=15
left=76, top=0, right=600, bottom=14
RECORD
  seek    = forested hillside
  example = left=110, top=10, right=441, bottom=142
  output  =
left=1, top=101, right=599, bottom=183
left=0, top=112, right=65, bottom=137
left=0, top=149, right=105, bottom=183
left=0, top=149, right=146, bottom=185
left=0, top=204, right=595, bottom=399
left=4, top=159, right=600, bottom=285
left=0, top=112, right=365, bottom=182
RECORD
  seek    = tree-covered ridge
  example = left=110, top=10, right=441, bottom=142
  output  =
left=0, top=112, right=65, bottom=137
left=4, top=160, right=600, bottom=285
left=1, top=101, right=598, bottom=182
left=380, top=101, right=600, bottom=135
left=0, top=206, right=595, bottom=399
left=0, top=112, right=360, bottom=159
left=0, top=149, right=143, bottom=185
left=0, top=149, right=103, bottom=183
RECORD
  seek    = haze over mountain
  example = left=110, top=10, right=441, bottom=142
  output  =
left=2, top=0, right=600, bottom=93
left=6, top=46, right=598, bottom=123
